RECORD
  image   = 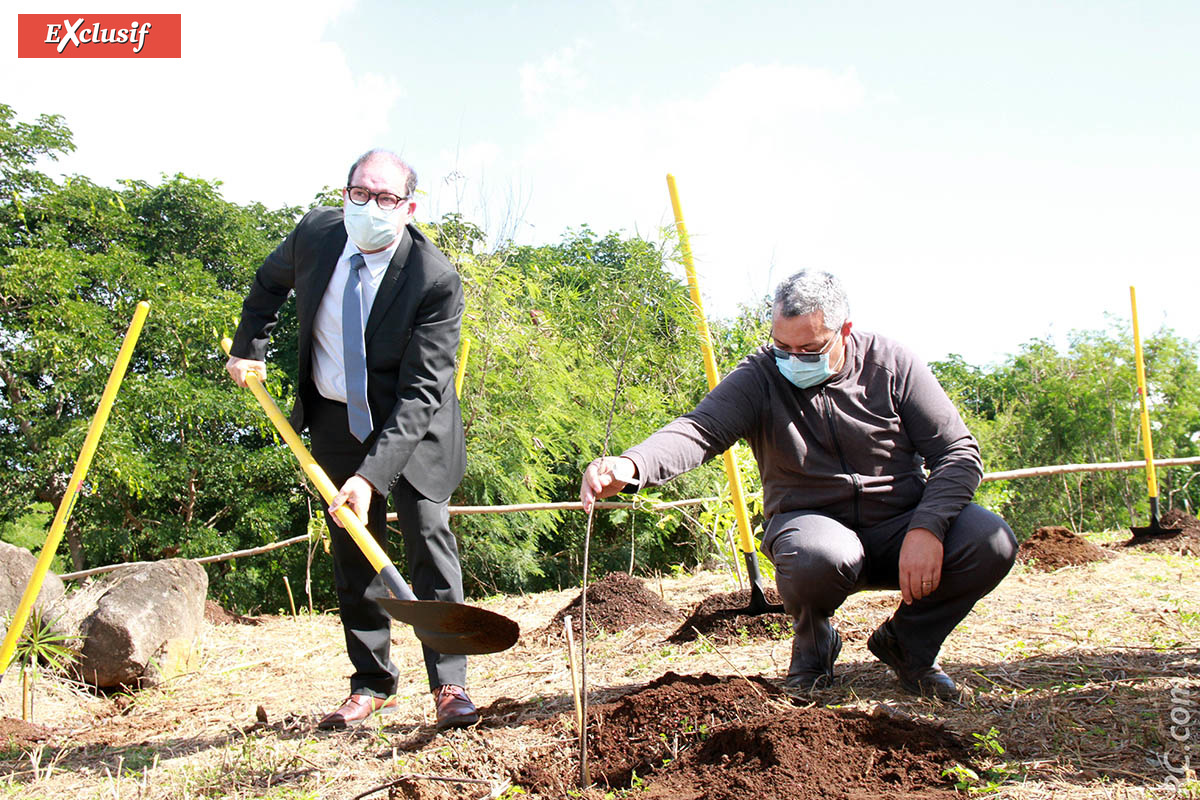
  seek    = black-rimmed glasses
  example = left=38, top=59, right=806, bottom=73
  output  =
left=345, top=186, right=409, bottom=211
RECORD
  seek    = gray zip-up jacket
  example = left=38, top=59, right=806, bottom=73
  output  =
left=622, top=330, right=982, bottom=541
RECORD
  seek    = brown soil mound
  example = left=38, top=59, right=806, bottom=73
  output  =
left=1122, top=508, right=1200, bottom=555
left=203, top=599, right=262, bottom=625
left=1018, top=526, right=1110, bottom=571
left=668, top=588, right=791, bottom=643
left=547, top=572, right=678, bottom=635
left=518, top=672, right=967, bottom=799
left=0, top=717, right=53, bottom=748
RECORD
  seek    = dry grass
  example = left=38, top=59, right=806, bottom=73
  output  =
left=1, top=532, right=1197, bottom=799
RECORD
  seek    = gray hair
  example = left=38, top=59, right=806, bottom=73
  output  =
left=772, top=270, right=850, bottom=332
left=346, top=149, right=418, bottom=197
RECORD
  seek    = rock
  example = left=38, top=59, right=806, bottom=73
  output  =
left=76, top=559, right=207, bottom=689
left=0, top=541, right=65, bottom=636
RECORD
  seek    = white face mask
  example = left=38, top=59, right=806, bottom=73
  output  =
left=343, top=199, right=402, bottom=251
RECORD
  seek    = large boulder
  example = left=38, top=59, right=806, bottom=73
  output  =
left=76, top=559, right=207, bottom=689
left=0, top=541, right=65, bottom=636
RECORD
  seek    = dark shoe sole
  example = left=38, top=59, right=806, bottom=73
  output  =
left=436, top=712, right=480, bottom=730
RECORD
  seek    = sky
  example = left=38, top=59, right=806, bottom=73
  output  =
left=4, top=0, right=1198, bottom=367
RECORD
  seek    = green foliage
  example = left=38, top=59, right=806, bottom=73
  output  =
left=0, top=104, right=315, bottom=611
left=429, top=218, right=729, bottom=593
left=0, top=103, right=75, bottom=250
left=932, top=322, right=1200, bottom=536
left=6, top=102, right=1195, bottom=614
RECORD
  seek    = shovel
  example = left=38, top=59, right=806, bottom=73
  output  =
left=1128, top=288, right=1181, bottom=539
left=667, top=175, right=784, bottom=615
left=221, top=339, right=519, bottom=654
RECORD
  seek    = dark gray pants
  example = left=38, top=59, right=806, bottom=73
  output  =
left=309, top=396, right=467, bottom=698
left=764, top=503, right=1016, bottom=672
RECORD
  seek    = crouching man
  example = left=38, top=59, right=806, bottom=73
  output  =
left=580, top=270, right=1016, bottom=698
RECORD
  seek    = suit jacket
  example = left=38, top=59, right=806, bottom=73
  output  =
left=231, top=206, right=466, bottom=502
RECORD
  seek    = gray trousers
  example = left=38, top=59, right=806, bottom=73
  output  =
left=309, top=395, right=467, bottom=698
left=764, top=503, right=1016, bottom=672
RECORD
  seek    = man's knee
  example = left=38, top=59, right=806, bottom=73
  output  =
left=946, top=504, right=1017, bottom=581
left=768, top=514, right=864, bottom=607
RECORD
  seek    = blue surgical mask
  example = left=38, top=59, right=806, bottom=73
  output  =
left=772, top=325, right=842, bottom=388
left=343, top=199, right=401, bottom=251
left=776, top=353, right=836, bottom=388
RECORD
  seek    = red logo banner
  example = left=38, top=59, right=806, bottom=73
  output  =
left=17, top=14, right=182, bottom=58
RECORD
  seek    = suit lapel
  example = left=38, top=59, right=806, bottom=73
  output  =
left=302, top=222, right=348, bottom=331
left=365, top=227, right=414, bottom=344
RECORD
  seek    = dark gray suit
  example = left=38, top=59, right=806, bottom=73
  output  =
left=231, top=206, right=467, bottom=696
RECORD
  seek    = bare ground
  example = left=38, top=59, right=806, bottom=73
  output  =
left=1, top=532, right=1197, bottom=799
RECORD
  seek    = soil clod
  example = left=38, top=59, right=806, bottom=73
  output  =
left=1123, top=508, right=1200, bottom=555
left=518, top=672, right=968, bottom=799
left=546, top=572, right=678, bottom=635
left=668, top=588, right=791, bottom=643
left=0, top=717, right=53, bottom=748
left=1018, top=526, right=1110, bottom=570
left=204, top=599, right=262, bottom=626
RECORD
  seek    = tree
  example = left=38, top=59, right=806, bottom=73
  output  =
left=0, top=105, right=312, bottom=610
left=931, top=322, right=1200, bottom=535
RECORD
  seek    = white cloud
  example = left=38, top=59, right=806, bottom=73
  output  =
left=519, top=43, right=588, bottom=115
left=421, top=61, right=1199, bottom=365
left=2, top=0, right=402, bottom=208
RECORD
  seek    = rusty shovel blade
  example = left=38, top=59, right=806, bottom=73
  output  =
left=377, top=599, right=520, bottom=655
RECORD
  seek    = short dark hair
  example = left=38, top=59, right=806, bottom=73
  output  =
left=346, top=149, right=417, bottom=197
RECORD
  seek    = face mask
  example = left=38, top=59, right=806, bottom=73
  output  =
left=773, top=325, right=842, bottom=389
left=776, top=353, right=837, bottom=388
left=343, top=200, right=402, bottom=251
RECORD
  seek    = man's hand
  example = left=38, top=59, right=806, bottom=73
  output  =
left=580, top=456, right=638, bottom=513
left=225, top=355, right=267, bottom=388
left=328, top=475, right=376, bottom=528
left=898, top=527, right=944, bottom=605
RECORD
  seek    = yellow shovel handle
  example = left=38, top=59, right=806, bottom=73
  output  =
left=666, top=174, right=756, bottom=556
left=1130, top=287, right=1159, bottom=498
left=220, top=339, right=395, bottom=578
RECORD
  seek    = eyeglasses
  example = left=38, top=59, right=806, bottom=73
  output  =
left=345, top=186, right=410, bottom=211
left=771, top=324, right=842, bottom=363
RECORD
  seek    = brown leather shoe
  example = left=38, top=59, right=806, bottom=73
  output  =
left=433, top=684, right=479, bottom=730
left=317, top=694, right=397, bottom=730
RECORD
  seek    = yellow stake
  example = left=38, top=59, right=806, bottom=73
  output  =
left=0, top=301, right=150, bottom=680
left=1130, top=286, right=1159, bottom=500
left=455, top=336, right=471, bottom=398
left=665, top=175, right=758, bottom=563
left=219, top=339, right=392, bottom=576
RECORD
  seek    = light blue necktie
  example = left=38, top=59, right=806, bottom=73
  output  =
left=343, top=253, right=373, bottom=442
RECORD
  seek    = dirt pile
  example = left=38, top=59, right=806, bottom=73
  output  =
left=518, top=672, right=967, bottom=799
left=203, top=599, right=262, bottom=625
left=1122, top=508, right=1200, bottom=556
left=1018, top=526, right=1110, bottom=570
left=0, top=717, right=53, bottom=748
left=668, top=588, right=791, bottom=643
left=546, top=572, right=677, bottom=635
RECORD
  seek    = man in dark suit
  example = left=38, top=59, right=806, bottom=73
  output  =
left=225, top=149, right=478, bottom=730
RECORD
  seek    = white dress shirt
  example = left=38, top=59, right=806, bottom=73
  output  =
left=311, top=231, right=405, bottom=403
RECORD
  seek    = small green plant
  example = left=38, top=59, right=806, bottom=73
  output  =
left=971, top=727, right=1005, bottom=756
left=11, top=608, right=78, bottom=722
left=942, top=763, right=980, bottom=791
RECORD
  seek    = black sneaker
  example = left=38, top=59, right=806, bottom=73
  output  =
left=867, top=621, right=958, bottom=700
left=785, top=626, right=842, bottom=692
